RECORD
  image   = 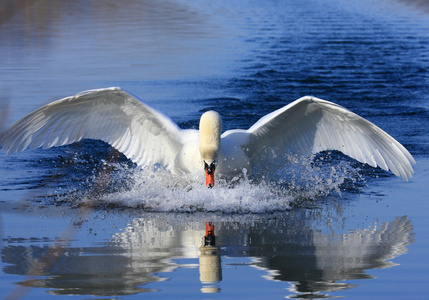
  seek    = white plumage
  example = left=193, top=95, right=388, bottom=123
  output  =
left=0, top=87, right=415, bottom=185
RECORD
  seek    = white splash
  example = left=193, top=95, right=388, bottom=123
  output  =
left=97, top=167, right=290, bottom=213
left=70, top=153, right=361, bottom=213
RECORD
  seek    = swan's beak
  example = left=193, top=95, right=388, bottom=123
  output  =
left=204, top=162, right=216, bottom=188
left=206, top=171, right=215, bottom=188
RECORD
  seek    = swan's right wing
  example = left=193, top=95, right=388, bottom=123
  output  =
left=247, top=96, right=415, bottom=180
left=0, top=87, right=190, bottom=170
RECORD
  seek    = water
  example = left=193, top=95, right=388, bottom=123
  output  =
left=1, top=0, right=429, bottom=298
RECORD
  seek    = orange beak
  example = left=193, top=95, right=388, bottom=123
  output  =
left=205, top=170, right=215, bottom=188
left=204, top=162, right=216, bottom=188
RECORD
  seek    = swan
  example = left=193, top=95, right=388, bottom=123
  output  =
left=0, top=87, right=415, bottom=188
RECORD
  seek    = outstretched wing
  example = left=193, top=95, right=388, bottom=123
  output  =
left=247, top=96, right=415, bottom=180
left=0, top=87, right=188, bottom=169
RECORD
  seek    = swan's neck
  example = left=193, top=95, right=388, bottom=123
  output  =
left=199, top=111, right=222, bottom=163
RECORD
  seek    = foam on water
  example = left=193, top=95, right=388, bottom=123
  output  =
left=57, top=153, right=362, bottom=213
left=102, top=171, right=291, bottom=213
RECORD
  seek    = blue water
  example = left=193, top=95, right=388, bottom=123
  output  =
left=1, top=0, right=429, bottom=299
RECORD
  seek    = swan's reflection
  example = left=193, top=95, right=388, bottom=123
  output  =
left=199, top=222, right=222, bottom=293
left=1, top=212, right=414, bottom=297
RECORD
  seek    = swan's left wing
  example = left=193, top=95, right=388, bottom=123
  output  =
left=247, top=96, right=415, bottom=180
left=0, top=87, right=190, bottom=170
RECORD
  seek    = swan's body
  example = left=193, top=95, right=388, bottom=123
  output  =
left=0, top=87, right=415, bottom=187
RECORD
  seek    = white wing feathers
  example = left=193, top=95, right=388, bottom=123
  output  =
left=0, top=87, right=185, bottom=169
left=1, top=91, right=415, bottom=181
left=248, top=96, right=415, bottom=180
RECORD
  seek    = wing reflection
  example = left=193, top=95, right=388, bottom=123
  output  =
left=220, top=215, right=414, bottom=298
left=1, top=213, right=414, bottom=297
left=2, top=243, right=166, bottom=295
left=1, top=216, right=200, bottom=296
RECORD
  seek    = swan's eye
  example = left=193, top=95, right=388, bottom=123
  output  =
left=204, top=161, right=216, bottom=175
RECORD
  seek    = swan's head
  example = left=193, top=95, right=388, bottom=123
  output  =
left=199, top=111, right=222, bottom=188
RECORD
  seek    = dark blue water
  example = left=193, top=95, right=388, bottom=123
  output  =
left=1, top=0, right=429, bottom=299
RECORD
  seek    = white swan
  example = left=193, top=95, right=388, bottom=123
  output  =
left=0, top=87, right=415, bottom=187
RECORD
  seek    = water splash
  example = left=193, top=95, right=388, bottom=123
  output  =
left=51, top=152, right=362, bottom=213
left=101, top=170, right=292, bottom=213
